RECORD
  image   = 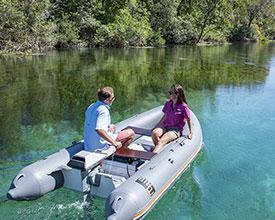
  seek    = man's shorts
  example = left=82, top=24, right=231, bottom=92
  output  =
left=116, top=129, right=132, bottom=144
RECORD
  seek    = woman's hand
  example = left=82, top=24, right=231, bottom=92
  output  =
left=187, top=133, right=193, bottom=139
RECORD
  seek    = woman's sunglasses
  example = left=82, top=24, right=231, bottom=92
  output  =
left=168, top=91, right=178, bottom=95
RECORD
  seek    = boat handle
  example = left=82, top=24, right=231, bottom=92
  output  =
left=168, top=158, right=174, bottom=164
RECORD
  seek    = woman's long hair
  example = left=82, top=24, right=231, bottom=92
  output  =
left=171, top=84, right=187, bottom=104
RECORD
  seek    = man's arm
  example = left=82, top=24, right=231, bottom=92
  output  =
left=96, top=129, right=122, bottom=149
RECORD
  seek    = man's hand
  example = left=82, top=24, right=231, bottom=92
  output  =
left=112, top=141, right=122, bottom=149
left=96, top=129, right=121, bottom=148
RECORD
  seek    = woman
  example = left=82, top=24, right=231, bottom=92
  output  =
left=152, top=84, right=193, bottom=153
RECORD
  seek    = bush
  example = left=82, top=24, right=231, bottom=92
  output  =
left=229, top=24, right=249, bottom=41
left=54, top=15, right=79, bottom=49
left=93, top=9, right=164, bottom=47
left=79, top=17, right=101, bottom=47
left=147, top=29, right=166, bottom=46
left=177, top=16, right=198, bottom=44
left=0, top=0, right=55, bottom=53
left=149, top=1, right=197, bottom=45
left=229, top=24, right=264, bottom=42
left=202, top=26, right=228, bottom=43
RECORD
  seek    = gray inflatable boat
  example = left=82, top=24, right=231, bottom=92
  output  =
left=7, top=106, right=203, bottom=220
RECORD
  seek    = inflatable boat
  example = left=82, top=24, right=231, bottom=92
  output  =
left=7, top=106, right=203, bottom=220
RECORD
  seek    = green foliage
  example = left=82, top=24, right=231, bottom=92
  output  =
left=49, top=0, right=104, bottom=48
left=101, top=0, right=129, bottom=23
left=93, top=8, right=164, bottom=47
left=228, top=0, right=274, bottom=42
left=0, top=0, right=55, bottom=53
left=54, top=14, right=79, bottom=48
left=0, top=0, right=274, bottom=52
left=150, top=0, right=182, bottom=44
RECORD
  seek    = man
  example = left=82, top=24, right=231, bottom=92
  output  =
left=84, top=87, right=135, bottom=151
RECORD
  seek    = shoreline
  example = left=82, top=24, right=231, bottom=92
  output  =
left=0, top=41, right=272, bottom=56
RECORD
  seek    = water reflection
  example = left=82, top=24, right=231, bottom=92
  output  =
left=0, top=43, right=273, bottom=162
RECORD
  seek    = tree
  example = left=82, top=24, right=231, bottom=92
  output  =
left=245, top=0, right=269, bottom=29
left=0, top=0, right=54, bottom=53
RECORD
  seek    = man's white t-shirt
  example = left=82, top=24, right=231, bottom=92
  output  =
left=84, top=100, right=117, bottom=151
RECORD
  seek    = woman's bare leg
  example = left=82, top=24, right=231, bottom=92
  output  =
left=153, top=131, right=178, bottom=153
left=151, top=127, right=165, bottom=145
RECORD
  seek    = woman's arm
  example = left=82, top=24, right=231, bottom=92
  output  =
left=186, top=117, right=193, bottom=139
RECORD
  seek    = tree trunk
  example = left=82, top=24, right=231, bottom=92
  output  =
left=196, top=5, right=216, bottom=43
left=197, top=23, right=206, bottom=43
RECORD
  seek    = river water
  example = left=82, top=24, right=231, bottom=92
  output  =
left=0, top=43, right=274, bottom=219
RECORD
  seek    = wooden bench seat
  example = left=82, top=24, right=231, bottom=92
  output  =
left=114, top=148, right=156, bottom=160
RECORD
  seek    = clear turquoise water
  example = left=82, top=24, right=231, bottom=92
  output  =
left=0, top=43, right=275, bottom=219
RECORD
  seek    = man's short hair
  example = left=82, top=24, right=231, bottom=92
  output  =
left=98, top=87, right=114, bottom=101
